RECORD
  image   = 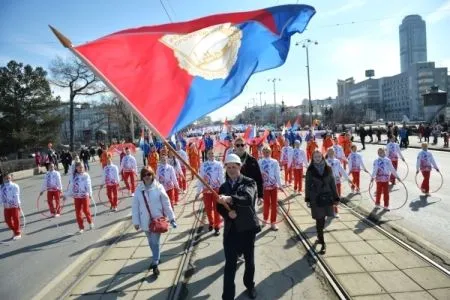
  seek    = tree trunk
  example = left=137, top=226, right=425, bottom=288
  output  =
left=69, top=93, right=74, bottom=151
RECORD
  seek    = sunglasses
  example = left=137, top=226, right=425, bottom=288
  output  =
left=143, top=173, right=153, bottom=177
left=235, top=144, right=245, bottom=147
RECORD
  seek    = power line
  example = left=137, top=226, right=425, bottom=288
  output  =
left=159, top=0, right=173, bottom=23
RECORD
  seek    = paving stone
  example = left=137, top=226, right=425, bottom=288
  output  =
left=353, top=295, right=394, bottom=300
left=338, top=213, right=362, bottom=221
left=403, top=267, right=450, bottom=290
left=120, top=258, right=152, bottom=274
left=354, top=254, right=398, bottom=272
left=158, top=255, right=183, bottom=270
left=71, top=275, right=114, bottom=295
left=322, top=243, right=349, bottom=257
left=370, top=270, right=422, bottom=293
left=104, top=247, right=136, bottom=260
left=68, top=294, right=102, bottom=300
left=161, top=242, right=186, bottom=256
left=100, top=291, right=136, bottom=300
left=90, top=260, right=128, bottom=275
left=341, top=241, right=379, bottom=255
left=354, top=229, right=387, bottom=240
left=292, top=215, right=316, bottom=225
left=115, top=237, right=144, bottom=248
left=428, top=287, right=450, bottom=300
left=139, top=270, right=177, bottom=290
left=337, top=273, right=385, bottom=296
left=391, top=291, right=436, bottom=300
left=289, top=209, right=310, bottom=217
left=383, top=252, right=430, bottom=269
left=133, top=289, right=170, bottom=300
left=325, top=256, right=365, bottom=274
left=342, top=220, right=373, bottom=231
left=106, top=273, right=146, bottom=292
left=132, top=246, right=152, bottom=259
left=305, top=232, right=337, bottom=244
left=164, top=232, right=191, bottom=243
left=330, top=230, right=364, bottom=242
left=367, top=240, right=405, bottom=253
left=325, top=221, right=349, bottom=231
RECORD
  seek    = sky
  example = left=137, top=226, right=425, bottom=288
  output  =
left=1, top=0, right=450, bottom=122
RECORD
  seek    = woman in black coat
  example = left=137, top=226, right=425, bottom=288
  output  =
left=305, top=150, right=340, bottom=254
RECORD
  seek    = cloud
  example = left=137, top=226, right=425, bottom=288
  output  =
left=426, top=0, right=450, bottom=24
left=320, top=0, right=366, bottom=17
left=14, top=36, right=69, bottom=60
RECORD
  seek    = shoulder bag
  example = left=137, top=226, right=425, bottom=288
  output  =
left=142, top=190, right=169, bottom=233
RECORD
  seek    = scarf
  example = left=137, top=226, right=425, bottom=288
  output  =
left=313, top=160, right=326, bottom=176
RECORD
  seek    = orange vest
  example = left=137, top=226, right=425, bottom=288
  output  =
left=271, top=144, right=281, bottom=162
left=100, top=151, right=109, bottom=168
left=250, top=144, right=259, bottom=160
left=307, top=141, right=318, bottom=154
left=322, top=137, right=333, bottom=154
left=147, top=151, right=159, bottom=172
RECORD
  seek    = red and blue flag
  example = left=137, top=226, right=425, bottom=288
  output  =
left=74, top=4, right=316, bottom=137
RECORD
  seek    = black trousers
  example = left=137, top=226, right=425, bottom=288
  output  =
left=222, top=230, right=256, bottom=300
left=201, top=150, right=207, bottom=162
left=360, top=135, right=366, bottom=149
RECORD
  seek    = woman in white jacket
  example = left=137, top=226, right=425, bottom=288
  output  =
left=132, top=166, right=177, bottom=277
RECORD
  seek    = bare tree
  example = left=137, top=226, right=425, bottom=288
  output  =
left=49, top=56, right=107, bottom=150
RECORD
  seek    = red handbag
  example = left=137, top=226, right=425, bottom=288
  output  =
left=142, top=191, right=169, bottom=233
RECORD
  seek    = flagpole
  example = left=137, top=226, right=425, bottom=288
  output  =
left=48, top=25, right=233, bottom=213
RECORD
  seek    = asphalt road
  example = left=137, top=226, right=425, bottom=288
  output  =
left=336, top=142, right=450, bottom=255
left=0, top=154, right=146, bottom=300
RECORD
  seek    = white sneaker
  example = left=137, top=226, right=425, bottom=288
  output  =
left=375, top=205, right=382, bottom=209
left=383, top=207, right=391, bottom=212
left=76, top=229, right=84, bottom=235
left=55, top=214, right=61, bottom=217
left=131, top=193, right=135, bottom=197
left=113, top=207, right=118, bottom=212
left=271, top=224, right=279, bottom=231
left=89, top=223, right=95, bottom=230
left=13, top=235, right=22, bottom=240
left=335, top=214, right=340, bottom=218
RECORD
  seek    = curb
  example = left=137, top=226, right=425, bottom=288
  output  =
left=352, top=139, right=450, bottom=153
left=32, top=213, right=132, bottom=300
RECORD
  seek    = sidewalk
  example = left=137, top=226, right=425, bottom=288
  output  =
left=63, top=181, right=450, bottom=299
left=353, top=134, right=450, bottom=152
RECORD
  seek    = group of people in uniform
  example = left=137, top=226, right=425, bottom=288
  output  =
left=0, top=131, right=442, bottom=300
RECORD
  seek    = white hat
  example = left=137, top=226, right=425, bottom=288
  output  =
left=224, top=153, right=241, bottom=165
left=294, top=140, right=301, bottom=144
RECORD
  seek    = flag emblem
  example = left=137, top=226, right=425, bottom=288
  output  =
left=160, top=23, right=243, bottom=80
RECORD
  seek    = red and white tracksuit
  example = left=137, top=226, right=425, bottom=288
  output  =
left=280, top=146, right=293, bottom=184
left=292, top=147, right=307, bottom=192
left=372, top=157, right=399, bottom=208
left=198, top=159, right=224, bottom=229
left=327, top=157, right=349, bottom=214
left=258, top=157, right=282, bottom=224
left=41, top=170, right=63, bottom=215
left=333, top=144, right=347, bottom=169
left=347, top=152, right=367, bottom=191
left=168, top=157, right=183, bottom=204
left=386, top=142, right=404, bottom=184
left=177, top=149, right=188, bottom=191
left=157, top=163, right=179, bottom=207
left=120, top=154, right=138, bottom=193
left=103, top=164, right=120, bottom=208
left=416, top=150, right=439, bottom=194
left=66, top=172, right=93, bottom=230
left=1, top=182, right=21, bottom=237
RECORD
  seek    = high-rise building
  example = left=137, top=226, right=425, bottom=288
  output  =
left=399, top=15, right=427, bottom=72
left=336, top=77, right=355, bottom=105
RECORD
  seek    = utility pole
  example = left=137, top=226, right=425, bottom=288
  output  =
left=256, top=91, right=265, bottom=126
left=268, top=78, right=281, bottom=130
left=296, top=39, right=318, bottom=128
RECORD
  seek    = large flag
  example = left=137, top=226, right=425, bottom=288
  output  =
left=72, top=5, right=315, bottom=137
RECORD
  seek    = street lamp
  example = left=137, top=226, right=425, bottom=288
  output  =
left=256, top=91, right=265, bottom=126
left=268, top=78, right=281, bottom=129
left=296, top=39, right=318, bottom=128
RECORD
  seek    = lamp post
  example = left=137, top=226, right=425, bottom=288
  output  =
left=296, top=39, right=318, bottom=128
left=256, top=91, right=265, bottom=126
left=268, top=78, right=281, bottom=130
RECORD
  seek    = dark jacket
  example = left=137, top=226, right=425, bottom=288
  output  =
left=217, top=175, right=261, bottom=236
left=238, top=152, right=263, bottom=198
left=305, top=163, right=339, bottom=219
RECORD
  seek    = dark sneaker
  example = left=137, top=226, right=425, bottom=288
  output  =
left=319, top=244, right=326, bottom=255
left=246, top=288, right=257, bottom=299
left=214, top=228, right=220, bottom=236
left=208, top=225, right=213, bottom=232
left=152, top=265, right=160, bottom=276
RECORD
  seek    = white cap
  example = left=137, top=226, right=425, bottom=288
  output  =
left=224, top=153, right=241, bottom=165
left=294, top=140, right=301, bottom=144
